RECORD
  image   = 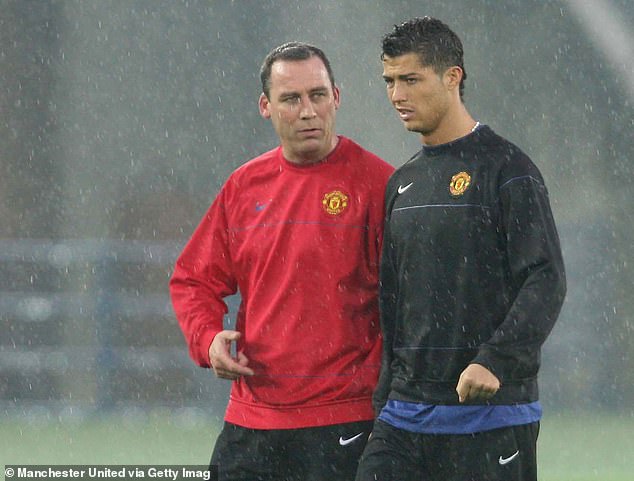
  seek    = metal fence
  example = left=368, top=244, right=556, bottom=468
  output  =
left=0, top=239, right=232, bottom=417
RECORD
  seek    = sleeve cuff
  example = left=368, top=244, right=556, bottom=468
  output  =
left=192, top=327, right=221, bottom=368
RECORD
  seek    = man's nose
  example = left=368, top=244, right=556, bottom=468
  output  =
left=390, top=82, right=406, bottom=102
left=299, top=97, right=317, bottom=118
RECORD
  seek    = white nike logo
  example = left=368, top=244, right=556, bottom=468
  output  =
left=397, top=182, right=413, bottom=194
left=338, top=432, right=364, bottom=446
left=498, top=450, right=520, bottom=465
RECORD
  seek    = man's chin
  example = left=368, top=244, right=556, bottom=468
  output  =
left=404, top=123, right=423, bottom=134
left=298, top=137, right=331, bottom=153
left=402, top=121, right=428, bottom=135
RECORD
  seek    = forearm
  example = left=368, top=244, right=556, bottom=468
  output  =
left=169, top=271, right=230, bottom=367
left=476, top=169, right=566, bottom=380
left=473, top=261, right=565, bottom=380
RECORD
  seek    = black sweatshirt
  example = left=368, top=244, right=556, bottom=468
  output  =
left=374, top=125, right=566, bottom=412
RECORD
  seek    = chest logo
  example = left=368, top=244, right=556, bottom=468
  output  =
left=322, top=190, right=349, bottom=215
left=398, top=182, right=413, bottom=194
left=449, top=171, right=472, bottom=196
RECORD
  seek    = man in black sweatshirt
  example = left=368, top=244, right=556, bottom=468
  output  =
left=356, top=17, right=566, bottom=481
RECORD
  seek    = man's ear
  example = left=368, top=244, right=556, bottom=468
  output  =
left=258, top=93, right=271, bottom=119
left=444, top=66, right=463, bottom=92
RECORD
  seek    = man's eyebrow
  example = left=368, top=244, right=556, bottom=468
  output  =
left=279, top=86, right=329, bottom=96
left=383, top=73, right=419, bottom=80
left=278, top=91, right=300, bottom=99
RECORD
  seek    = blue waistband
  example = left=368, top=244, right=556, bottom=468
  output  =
left=378, top=399, right=542, bottom=434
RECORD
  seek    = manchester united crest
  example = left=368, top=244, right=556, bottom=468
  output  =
left=449, top=171, right=471, bottom=196
left=322, top=190, right=349, bottom=215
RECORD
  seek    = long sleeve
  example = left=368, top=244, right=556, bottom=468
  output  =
left=373, top=191, right=398, bottom=414
left=169, top=188, right=238, bottom=368
left=472, top=168, right=566, bottom=381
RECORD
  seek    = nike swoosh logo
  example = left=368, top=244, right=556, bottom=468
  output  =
left=397, top=182, right=413, bottom=194
left=498, top=450, right=520, bottom=465
left=338, top=432, right=364, bottom=446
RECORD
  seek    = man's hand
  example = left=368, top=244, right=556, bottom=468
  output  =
left=456, top=363, right=500, bottom=403
left=208, top=330, right=254, bottom=380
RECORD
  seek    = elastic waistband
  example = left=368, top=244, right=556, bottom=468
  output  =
left=224, top=396, right=375, bottom=430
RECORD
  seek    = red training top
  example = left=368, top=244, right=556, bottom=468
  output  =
left=170, top=136, right=394, bottom=429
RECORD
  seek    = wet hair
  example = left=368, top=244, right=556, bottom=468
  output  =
left=382, top=17, right=467, bottom=99
left=259, top=42, right=336, bottom=98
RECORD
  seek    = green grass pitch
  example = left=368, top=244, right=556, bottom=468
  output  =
left=2, top=411, right=632, bottom=480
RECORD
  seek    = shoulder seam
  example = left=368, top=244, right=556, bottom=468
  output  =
left=499, top=175, right=543, bottom=190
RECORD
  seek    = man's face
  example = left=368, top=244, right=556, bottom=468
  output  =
left=382, top=52, right=452, bottom=138
left=259, top=56, right=340, bottom=164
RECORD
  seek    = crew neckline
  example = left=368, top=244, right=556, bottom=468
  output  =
left=421, top=124, right=488, bottom=156
left=279, top=136, right=344, bottom=172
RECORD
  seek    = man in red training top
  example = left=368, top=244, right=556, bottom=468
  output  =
left=170, top=42, right=394, bottom=481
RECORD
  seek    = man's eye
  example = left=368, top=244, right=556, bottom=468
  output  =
left=406, top=78, right=417, bottom=84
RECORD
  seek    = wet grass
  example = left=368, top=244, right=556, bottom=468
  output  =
left=1, top=410, right=219, bottom=465
left=539, top=412, right=634, bottom=481
left=2, top=411, right=632, bottom=480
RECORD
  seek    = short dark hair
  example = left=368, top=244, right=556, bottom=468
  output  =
left=382, top=17, right=467, bottom=99
left=260, top=42, right=336, bottom=98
